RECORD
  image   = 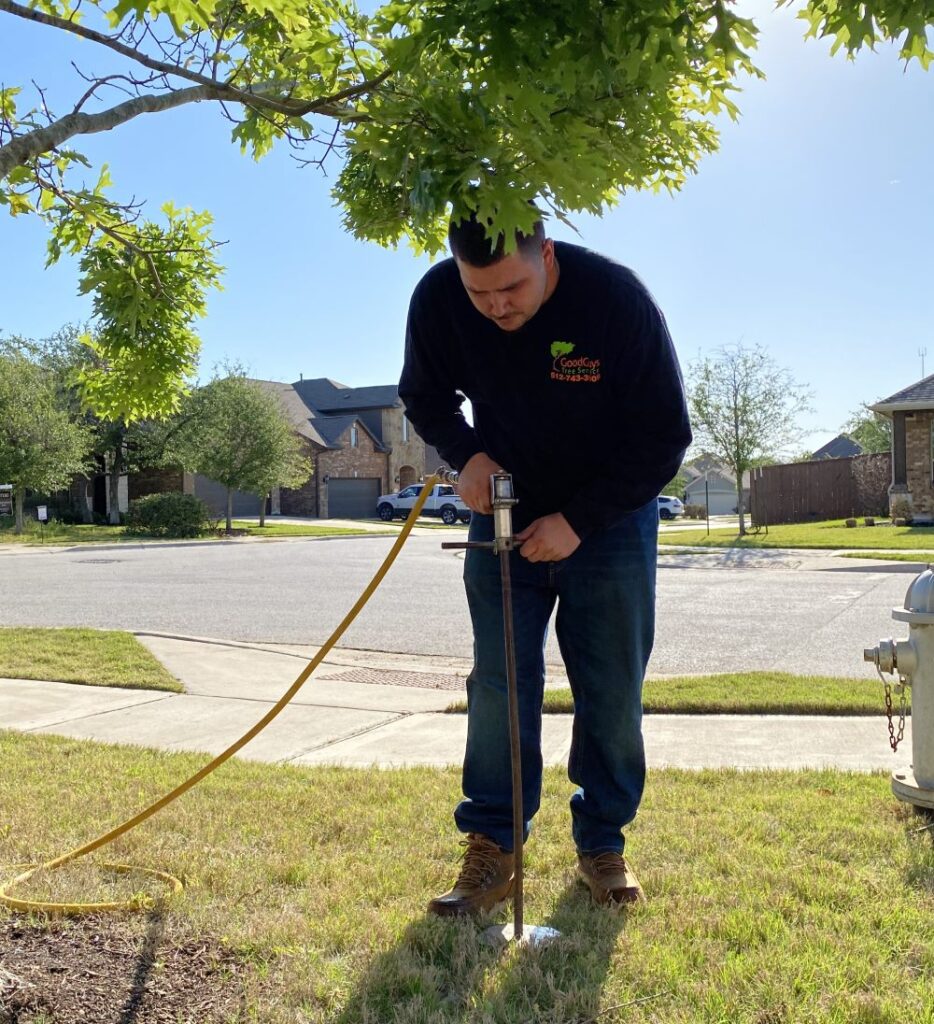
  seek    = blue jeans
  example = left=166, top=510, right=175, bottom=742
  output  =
left=455, top=500, right=657, bottom=855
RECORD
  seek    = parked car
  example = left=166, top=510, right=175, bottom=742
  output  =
left=657, top=494, right=684, bottom=520
left=377, top=483, right=471, bottom=525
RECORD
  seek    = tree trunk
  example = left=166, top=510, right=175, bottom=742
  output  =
left=226, top=488, right=233, bottom=535
left=737, top=477, right=746, bottom=536
left=259, top=494, right=267, bottom=528
left=106, top=425, right=128, bottom=525
left=78, top=475, right=94, bottom=523
left=14, top=490, right=24, bottom=535
left=108, top=450, right=122, bottom=525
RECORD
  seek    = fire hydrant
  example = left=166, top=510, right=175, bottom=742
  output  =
left=864, top=567, right=934, bottom=810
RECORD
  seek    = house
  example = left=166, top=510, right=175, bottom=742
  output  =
left=682, top=459, right=751, bottom=516
left=128, top=377, right=442, bottom=521
left=810, top=434, right=863, bottom=460
left=871, top=375, right=934, bottom=520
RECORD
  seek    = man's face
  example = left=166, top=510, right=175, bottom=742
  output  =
left=455, top=239, right=556, bottom=332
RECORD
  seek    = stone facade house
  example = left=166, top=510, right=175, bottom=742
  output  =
left=871, top=375, right=934, bottom=521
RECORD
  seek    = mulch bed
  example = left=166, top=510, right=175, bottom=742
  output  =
left=0, top=915, right=253, bottom=1023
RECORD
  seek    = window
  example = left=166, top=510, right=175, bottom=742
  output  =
left=402, top=417, right=410, bottom=442
left=350, top=424, right=358, bottom=448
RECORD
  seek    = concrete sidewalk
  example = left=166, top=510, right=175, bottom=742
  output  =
left=0, top=633, right=910, bottom=772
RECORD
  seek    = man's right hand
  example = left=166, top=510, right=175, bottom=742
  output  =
left=457, top=452, right=505, bottom=514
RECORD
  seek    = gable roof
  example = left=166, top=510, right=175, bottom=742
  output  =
left=312, top=414, right=386, bottom=451
left=811, top=434, right=863, bottom=460
left=249, top=379, right=388, bottom=452
left=292, top=377, right=400, bottom=412
left=871, top=375, right=934, bottom=413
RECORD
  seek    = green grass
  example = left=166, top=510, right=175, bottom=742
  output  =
left=448, top=672, right=894, bottom=715
left=0, top=731, right=931, bottom=1023
left=0, top=628, right=182, bottom=691
left=229, top=520, right=389, bottom=538
left=657, top=518, right=934, bottom=550
left=0, top=518, right=127, bottom=544
left=839, top=550, right=934, bottom=564
left=0, top=517, right=380, bottom=544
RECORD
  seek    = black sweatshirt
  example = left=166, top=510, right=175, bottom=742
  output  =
left=399, top=242, right=692, bottom=539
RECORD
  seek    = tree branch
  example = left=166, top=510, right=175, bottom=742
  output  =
left=0, top=85, right=211, bottom=179
left=0, top=0, right=386, bottom=118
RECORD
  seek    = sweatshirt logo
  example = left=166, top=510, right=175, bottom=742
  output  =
left=550, top=340, right=601, bottom=383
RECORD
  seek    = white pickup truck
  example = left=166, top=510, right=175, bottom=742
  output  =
left=376, top=483, right=471, bottom=525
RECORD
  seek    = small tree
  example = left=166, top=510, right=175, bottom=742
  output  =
left=170, top=372, right=313, bottom=534
left=688, top=344, right=813, bottom=535
left=0, top=349, right=91, bottom=532
left=842, top=405, right=892, bottom=455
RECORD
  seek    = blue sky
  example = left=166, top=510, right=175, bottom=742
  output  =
left=1, top=0, right=931, bottom=453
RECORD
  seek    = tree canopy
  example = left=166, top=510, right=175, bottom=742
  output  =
left=3, top=0, right=931, bottom=260
left=0, top=346, right=91, bottom=532
left=167, top=370, right=313, bottom=532
left=2, top=0, right=931, bottom=419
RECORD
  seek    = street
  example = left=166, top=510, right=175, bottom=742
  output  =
left=2, top=535, right=915, bottom=681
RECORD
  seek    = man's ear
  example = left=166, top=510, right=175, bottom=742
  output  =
left=542, top=238, right=555, bottom=267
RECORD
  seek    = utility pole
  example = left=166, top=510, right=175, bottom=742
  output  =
left=920, top=347, right=928, bottom=378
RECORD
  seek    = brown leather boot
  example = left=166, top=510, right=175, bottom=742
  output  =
left=577, top=851, right=646, bottom=907
left=428, top=833, right=515, bottom=918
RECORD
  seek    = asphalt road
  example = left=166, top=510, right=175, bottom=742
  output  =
left=0, top=536, right=917, bottom=679
left=1, top=535, right=916, bottom=679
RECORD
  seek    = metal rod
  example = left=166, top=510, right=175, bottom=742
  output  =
left=499, top=546, right=523, bottom=939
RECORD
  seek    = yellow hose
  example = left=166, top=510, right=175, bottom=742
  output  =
left=0, top=476, right=440, bottom=916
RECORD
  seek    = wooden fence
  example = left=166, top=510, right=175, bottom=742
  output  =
left=750, top=452, right=892, bottom=526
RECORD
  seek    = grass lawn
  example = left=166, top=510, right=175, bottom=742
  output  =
left=0, top=518, right=381, bottom=544
left=0, top=628, right=182, bottom=691
left=229, top=520, right=391, bottom=538
left=839, top=550, right=934, bottom=564
left=0, top=731, right=931, bottom=1022
left=447, top=672, right=895, bottom=716
left=657, top=518, right=934, bottom=550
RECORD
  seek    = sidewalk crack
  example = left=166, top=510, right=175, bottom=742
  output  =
left=278, top=711, right=412, bottom=762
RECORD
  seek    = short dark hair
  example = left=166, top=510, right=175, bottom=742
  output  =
left=448, top=211, right=545, bottom=267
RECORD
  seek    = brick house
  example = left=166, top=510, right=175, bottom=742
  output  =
left=127, top=377, right=442, bottom=520
left=871, top=376, right=934, bottom=520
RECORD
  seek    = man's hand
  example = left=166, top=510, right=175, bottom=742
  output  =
left=515, top=514, right=581, bottom=562
left=457, top=452, right=505, bottom=514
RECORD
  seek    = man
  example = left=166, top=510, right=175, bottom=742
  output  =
left=399, top=209, right=691, bottom=914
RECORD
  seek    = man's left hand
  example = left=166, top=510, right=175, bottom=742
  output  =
left=515, top=514, right=581, bottom=562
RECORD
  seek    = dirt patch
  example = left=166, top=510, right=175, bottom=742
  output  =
left=0, top=915, right=252, bottom=1023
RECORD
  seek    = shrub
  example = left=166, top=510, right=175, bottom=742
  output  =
left=125, top=492, right=210, bottom=538
left=845, top=518, right=857, bottom=528
left=890, top=498, right=913, bottom=525
left=683, top=504, right=707, bottom=519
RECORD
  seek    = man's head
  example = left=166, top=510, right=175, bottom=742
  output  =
left=448, top=212, right=558, bottom=332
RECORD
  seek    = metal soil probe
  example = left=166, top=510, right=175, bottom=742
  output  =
left=441, top=469, right=560, bottom=948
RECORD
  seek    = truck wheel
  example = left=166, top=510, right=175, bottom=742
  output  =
left=377, top=503, right=394, bottom=521
left=441, top=505, right=458, bottom=525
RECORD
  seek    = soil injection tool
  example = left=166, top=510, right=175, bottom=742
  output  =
left=441, top=468, right=560, bottom=949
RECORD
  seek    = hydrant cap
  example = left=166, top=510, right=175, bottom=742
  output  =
left=904, top=567, right=934, bottom=614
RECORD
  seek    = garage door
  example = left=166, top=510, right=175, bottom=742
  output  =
left=194, top=475, right=263, bottom=517
left=327, top=478, right=381, bottom=519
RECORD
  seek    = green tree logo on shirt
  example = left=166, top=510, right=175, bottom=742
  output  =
left=551, top=341, right=575, bottom=358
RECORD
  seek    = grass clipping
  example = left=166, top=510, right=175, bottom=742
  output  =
left=0, top=627, right=182, bottom=692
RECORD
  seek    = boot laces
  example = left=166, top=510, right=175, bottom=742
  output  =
left=589, top=851, right=625, bottom=878
left=456, top=835, right=505, bottom=887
